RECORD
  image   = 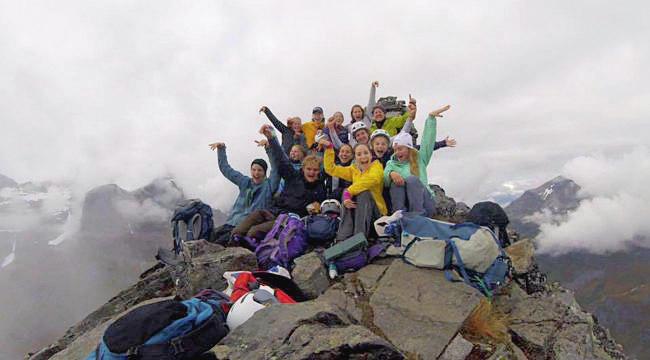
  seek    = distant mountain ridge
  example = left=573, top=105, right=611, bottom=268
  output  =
left=504, top=176, right=648, bottom=358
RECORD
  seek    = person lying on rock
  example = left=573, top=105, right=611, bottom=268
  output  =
left=259, top=105, right=307, bottom=155
left=384, top=104, right=451, bottom=217
left=320, top=138, right=387, bottom=240
left=207, top=140, right=280, bottom=244
left=232, top=124, right=327, bottom=245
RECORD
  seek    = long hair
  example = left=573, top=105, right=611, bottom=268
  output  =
left=350, top=104, right=365, bottom=122
left=408, top=148, right=419, bottom=176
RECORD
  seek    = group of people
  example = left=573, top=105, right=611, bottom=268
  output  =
left=208, top=81, right=456, bottom=245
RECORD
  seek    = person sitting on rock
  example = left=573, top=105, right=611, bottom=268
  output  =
left=383, top=104, right=451, bottom=217
left=259, top=106, right=307, bottom=155
left=320, top=138, right=387, bottom=240
left=207, top=140, right=280, bottom=244
left=302, top=106, right=325, bottom=150
left=323, top=112, right=350, bottom=149
left=232, top=124, right=327, bottom=243
left=324, top=143, right=354, bottom=201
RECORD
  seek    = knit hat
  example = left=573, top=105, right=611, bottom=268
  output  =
left=392, top=132, right=415, bottom=150
left=312, top=106, right=323, bottom=114
left=251, top=158, right=268, bottom=173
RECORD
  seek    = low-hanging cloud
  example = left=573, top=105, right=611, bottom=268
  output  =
left=537, top=147, right=650, bottom=255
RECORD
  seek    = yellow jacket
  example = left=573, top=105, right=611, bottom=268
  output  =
left=302, top=121, right=324, bottom=149
left=323, top=147, right=387, bottom=215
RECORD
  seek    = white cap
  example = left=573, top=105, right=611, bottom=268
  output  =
left=392, top=132, right=415, bottom=150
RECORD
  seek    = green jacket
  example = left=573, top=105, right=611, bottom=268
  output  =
left=383, top=115, right=437, bottom=193
left=369, top=112, right=410, bottom=137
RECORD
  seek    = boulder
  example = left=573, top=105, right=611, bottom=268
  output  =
left=505, top=239, right=535, bottom=274
left=369, top=261, right=482, bottom=359
left=172, top=246, right=257, bottom=299
left=291, top=251, right=329, bottom=299
left=439, top=334, right=474, bottom=360
left=211, top=301, right=403, bottom=359
left=497, top=284, right=614, bottom=359
left=430, top=184, right=457, bottom=218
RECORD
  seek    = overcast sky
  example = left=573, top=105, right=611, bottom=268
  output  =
left=1, top=0, right=649, bottom=211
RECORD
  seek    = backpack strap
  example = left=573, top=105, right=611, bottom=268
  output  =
left=443, top=239, right=472, bottom=286
left=125, top=310, right=227, bottom=360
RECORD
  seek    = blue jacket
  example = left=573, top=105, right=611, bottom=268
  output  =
left=218, top=147, right=280, bottom=226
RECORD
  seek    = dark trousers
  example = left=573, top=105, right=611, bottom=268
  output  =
left=232, top=210, right=277, bottom=240
left=336, top=191, right=380, bottom=241
left=390, top=176, right=435, bottom=217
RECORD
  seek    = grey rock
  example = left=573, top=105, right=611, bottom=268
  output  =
left=291, top=251, right=330, bottom=299
left=430, top=184, right=458, bottom=218
left=0, top=173, right=17, bottom=188
left=369, top=261, right=482, bottom=359
left=439, top=334, right=474, bottom=360
left=212, top=301, right=403, bottom=359
left=505, top=239, right=535, bottom=274
left=454, top=202, right=471, bottom=219
left=172, top=246, right=257, bottom=299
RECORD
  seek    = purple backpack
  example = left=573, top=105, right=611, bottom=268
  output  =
left=255, top=214, right=308, bottom=270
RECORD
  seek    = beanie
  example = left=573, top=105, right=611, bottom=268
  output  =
left=251, top=158, right=268, bottom=173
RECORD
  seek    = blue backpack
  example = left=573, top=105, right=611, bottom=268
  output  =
left=171, top=199, right=214, bottom=254
left=304, top=215, right=339, bottom=245
left=87, top=290, right=229, bottom=360
left=255, top=213, right=308, bottom=270
left=381, top=212, right=511, bottom=297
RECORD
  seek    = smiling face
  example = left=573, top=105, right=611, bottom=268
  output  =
left=354, top=129, right=370, bottom=144
left=371, top=136, right=389, bottom=157
left=302, top=156, right=321, bottom=183
left=338, top=144, right=353, bottom=163
left=354, top=144, right=372, bottom=166
left=333, top=112, right=344, bottom=126
left=394, top=144, right=411, bottom=162
left=250, top=164, right=266, bottom=183
left=290, top=145, right=305, bottom=162
left=312, top=112, right=324, bottom=122
left=351, top=105, right=364, bottom=121
left=373, top=108, right=386, bottom=121
left=290, top=117, right=302, bottom=133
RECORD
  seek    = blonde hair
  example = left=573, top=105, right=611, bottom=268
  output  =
left=291, top=144, right=307, bottom=158
left=409, top=148, right=420, bottom=176
left=302, top=154, right=321, bottom=168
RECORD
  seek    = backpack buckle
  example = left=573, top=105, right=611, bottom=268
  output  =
left=126, top=347, right=139, bottom=359
left=170, top=338, right=185, bottom=355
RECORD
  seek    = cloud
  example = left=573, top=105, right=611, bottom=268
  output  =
left=537, top=147, right=650, bottom=255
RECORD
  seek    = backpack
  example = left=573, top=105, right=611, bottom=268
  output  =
left=467, top=201, right=511, bottom=247
left=170, top=199, right=214, bottom=255
left=87, top=291, right=229, bottom=360
left=380, top=212, right=511, bottom=297
left=255, top=214, right=308, bottom=270
left=305, top=215, right=339, bottom=245
left=323, top=233, right=385, bottom=274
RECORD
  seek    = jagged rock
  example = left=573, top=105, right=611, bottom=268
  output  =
left=0, top=173, right=17, bottom=188
left=29, top=268, right=174, bottom=359
left=211, top=301, right=403, bottom=359
left=430, top=184, right=457, bottom=218
left=291, top=252, right=329, bottom=299
left=182, top=239, right=225, bottom=258
left=498, top=284, right=615, bottom=359
left=439, top=334, right=474, bottom=360
left=454, top=201, right=471, bottom=220
left=172, top=247, right=257, bottom=299
left=505, top=239, right=535, bottom=274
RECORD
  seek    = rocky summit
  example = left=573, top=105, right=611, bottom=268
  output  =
left=28, top=235, right=628, bottom=358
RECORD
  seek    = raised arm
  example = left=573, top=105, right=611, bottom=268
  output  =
left=323, top=145, right=353, bottom=182
left=260, top=106, right=291, bottom=136
left=326, top=117, right=344, bottom=150
left=433, top=140, right=446, bottom=151
left=211, top=144, right=248, bottom=188
left=365, top=81, right=378, bottom=123
left=260, top=125, right=297, bottom=180
left=420, top=105, right=450, bottom=166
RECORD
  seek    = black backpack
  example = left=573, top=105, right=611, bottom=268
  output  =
left=467, top=201, right=511, bottom=247
left=88, top=290, right=229, bottom=360
left=170, top=199, right=214, bottom=255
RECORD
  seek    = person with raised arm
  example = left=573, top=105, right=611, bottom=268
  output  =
left=207, top=140, right=280, bottom=244
left=366, top=81, right=416, bottom=137
left=320, top=137, right=386, bottom=240
left=323, top=112, right=350, bottom=149
left=259, top=106, right=307, bottom=155
left=323, top=143, right=354, bottom=201
left=232, top=124, right=327, bottom=242
left=383, top=104, right=451, bottom=217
